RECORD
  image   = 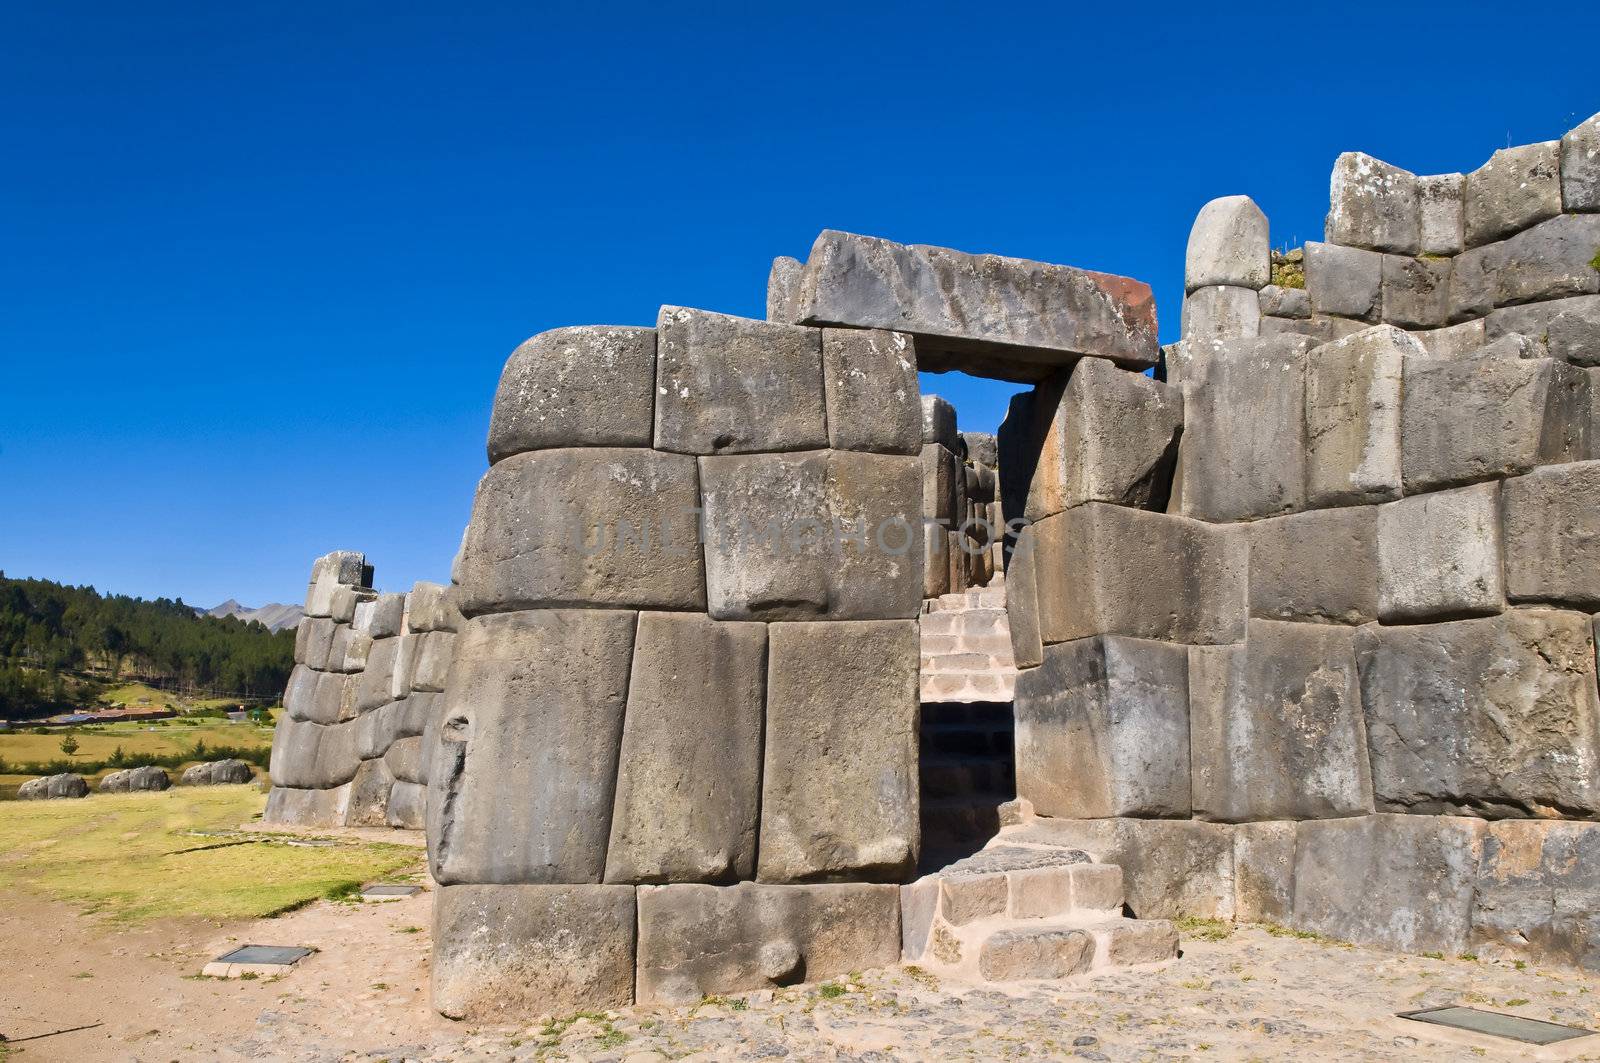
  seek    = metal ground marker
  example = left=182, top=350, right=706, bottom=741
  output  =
left=359, top=884, right=422, bottom=901
left=1396, top=1005, right=1597, bottom=1059
left=202, top=944, right=314, bottom=979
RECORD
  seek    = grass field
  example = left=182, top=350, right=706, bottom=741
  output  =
left=0, top=787, right=422, bottom=923
left=0, top=715, right=278, bottom=797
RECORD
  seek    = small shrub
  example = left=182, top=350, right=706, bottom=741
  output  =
left=59, top=735, right=80, bottom=756
left=1589, top=247, right=1600, bottom=272
left=819, top=982, right=848, bottom=999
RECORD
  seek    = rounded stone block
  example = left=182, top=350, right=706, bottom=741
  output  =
left=487, top=325, right=657, bottom=462
left=1186, top=195, right=1270, bottom=291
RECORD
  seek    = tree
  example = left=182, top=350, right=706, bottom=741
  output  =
left=59, top=734, right=79, bottom=756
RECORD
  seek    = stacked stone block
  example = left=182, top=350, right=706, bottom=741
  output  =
left=919, top=395, right=1003, bottom=599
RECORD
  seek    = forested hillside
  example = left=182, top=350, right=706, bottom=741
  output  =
left=0, top=573, right=295, bottom=719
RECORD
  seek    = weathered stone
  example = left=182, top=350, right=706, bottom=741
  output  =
left=922, top=521, right=950, bottom=599
left=817, top=328, right=920, bottom=454
left=979, top=927, right=1094, bottom=981
left=1502, top=461, right=1600, bottom=608
left=920, top=394, right=958, bottom=451
left=1005, top=523, right=1044, bottom=669
left=1326, top=153, right=1419, bottom=254
left=1185, top=195, right=1270, bottom=291
left=961, top=431, right=998, bottom=467
left=455, top=447, right=705, bottom=615
left=1476, top=332, right=1547, bottom=362
left=409, top=631, right=455, bottom=693
left=1189, top=620, right=1373, bottom=822
left=605, top=613, right=765, bottom=884
left=996, top=391, right=1037, bottom=529
left=386, top=780, right=425, bottom=829
left=1032, top=504, right=1247, bottom=645
left=1380, top=254, right=1451, bottom=329
left=789, top=229, right=1159, bottom=380
left=654, top=306, right=825, bottom=455
left=1180, top=334, right=1312, bottom=521
left=1563, top=111, right=1600, bottom=212
left=263, top=783, right=351, bottom=826
left=298, top=619, right=336, bottom=672
left=325, top=623, right=370, bottom=674
left=353, top=638, right=400, bottom=713
left=1465, top=141, right=1563, bottom=247
left=282, top=664, right=320, bottom=721
left=99, top=765, right=171, bottom=794
left=485, top=326, right=655, bottom=460
left=1024, top=358, right=1182, bottom=521
left=758, top=621, right=918, bottom=883
left=274, top=718, right=358, bottom=790
left=432, top=884, right=636, bottom=1020
left=356, top=698, right=401, bottom=760
left=1485, top=294, right=1600, bottom=349
left=1452, top=214, right=1600, bottom=318
left=1014, top=636, right=1190, bottom=819
left=938, top=873, right=1008, bottom=925
left=328, top=586, right=362, bottom=625
left=1473, top=819, right=1600, bottom=970
left=407, top=581, right=461, bottom=633
left=1006, top=818, right=1235, bottom=920
left=1258, top=284, right=1310, bottom=319
left=1233, top=821, right=1296, bottom=924
left=1259, top=313, right=1369, bottom=346
left=921, top=442, right=958, bottom=521
left=1305, top=241, right=1382, bottom=321
left=1401, top=355, right=1591, bottom=492
left=344, top=757, right=394, bottom=827
left=17, top=773, right=89, bottom=800
left=1377, top=481, right=1505, bottom=622
left=1248, top=507, right=1378, bottom=624
left=1417, top=173, right=1466, bottom=255
left=1356, top=609, right=1600, bottom=817
left=1547, top=301, right=1600, bottom=367
left=383, top=735, right=425, bottom=785
left=766, top=255, right=804, bottom=323
left=300, top=671, right=350, bottom=725
left=635, top=882, right=900, bottom=1004
left=304, top=550, right=367, bottom=619
left=1293, top=814, right=1485, bottom=953
left=1180, top=285, right=1259, bottom=342
left=355, top=592, right=406, bottom=639
left=1305, top=325, right=1416, bottom=507
left=181, top=759, right=255, bottom=786
left=428, top=609, right=635, bottom=885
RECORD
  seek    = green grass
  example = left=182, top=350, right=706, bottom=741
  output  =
left=1589, top=248, right=1600, bottom=273
left=1175, top=916, right=1234, bottom=942
left=0, top=786, right=421, bottom=923
left=0, top=716, right=277, bottom=796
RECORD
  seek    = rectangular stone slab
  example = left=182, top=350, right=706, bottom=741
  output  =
left=788, top=230, right=1158, bottom=382
left=1472, top=819, right=1600, bottom=971
left=1502, top=460, right=1600, bottom=608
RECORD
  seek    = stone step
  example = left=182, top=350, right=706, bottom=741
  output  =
left=919, top=608, right=1010, bottom=637
left=920, top=671, right=1018, bottom=703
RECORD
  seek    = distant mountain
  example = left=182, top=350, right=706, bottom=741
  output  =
left=203, top=600, right=303, bottom=632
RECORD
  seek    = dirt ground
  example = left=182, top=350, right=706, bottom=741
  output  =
left=6, top=866, right=1600, bottom=1062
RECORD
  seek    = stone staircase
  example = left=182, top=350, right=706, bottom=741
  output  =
left=902, top=845, right=1179, bottom=982
left=919, top=576, right=1018, bottom=703
left=919, top=702, right=1015, bottom=872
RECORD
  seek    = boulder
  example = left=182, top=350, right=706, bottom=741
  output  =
left=919, top=394, right=958, bottom=451
left=1473, top=819, right=1600, bottom=970
left=605, top=613, right=766, bottom=884
left=1006, top=817, right=1235, bottom=920
left=1452, top=214, right=1600, bottom=317
left=818, top=328, right=920, bottom=455
left=1233, top=821, right=1296, bottom=924
left=17, top=773, right=89, bottom=800
left=1293, top=814, right=1485, bottom=954
left=180, top=759, right=255, bottom=786
left=1304, top=325, right=1416, bottom=507
left=1380, top=254, right=1451, bottom=329
left=1355, top=609, right=1600, bottom=817
left=384, top=735, right=426, bottom=785
left=1547, top=302, right=1600, bottom=367
left=1502, top=460, right=1600, bottom=607
left=1013, top=635, right=1190, bottom=818
left=1325, top=152, right=1420, bottom=254
left=344, top=758, right=395, bottom=827
left=428, top=609, right=635, bottom=885
left=1185, top=195, right=1270, bottom=290
left=432, top=884, right=636, bottom=1020
left=1417, top=173, right=1466, bottom=255
left=1189, top=620, right=1373, bottom=822
left=1247, top=506, right=1379, bottom=625
left=1562, top=111, right=1600, bottom=212
left=454, top=447, right=705, bottom=616
left=757, top=620, right=918, bottom=883
left=98, top=765, right=171, bottom=794
left=787, top=229, right=1159, bottom=381
left=486, top=326, right=656, bottom=461
left=635, top=882, right=900, bottom=1004
left=766, top=255, right=804, bottom=323
left=653, top=306, right=826, bottom=455
left=1305, top=241, right=1382, bottom=321
left=1464, top=141, right=1563, bottom=247
left=1377, top=481, right=1506, bottom=622
left=1180, top=285, right=1259, bottom=342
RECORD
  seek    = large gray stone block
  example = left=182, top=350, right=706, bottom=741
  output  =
left=1248, top=506, right=1379, bottom=625
left=1189, top=620, right=1373, bottom=823
left=1233, top=821, right=1296, bottom=924
left=1014, top=636, right=1190, bottom=818
left=353, top=637, right=400, bottom=713
left=455, top=447, right=705, bottom=615
left=1473, top=819, right=1600, bottom=970
left=384, top=735, right=426, bottom=785
left=1410, top=318, right=1486, bottom=360
left=1305, top=241, right=1381, bottom=321
left=1563, top=111, right=1600, bottom=212
left=636, top=882, right=900, bottom=1004
left=1485, top=294, right=1600, bottom=349
left=1292, top=814, right=1484, bottom=954
left=1304, top=325, right=1416, bottom=507
left=304, top=550, right=367, bottom=619
left=1032, top=504, right=1247, bottom=645
left=1185, top=195, right=1270, bottom=291
left=1355, top=609, right=1600, bottom=817
left=758, top=621, right=918, bottom=883
left=1465, top=141, right=1563, bottom=247
left=1024, top=358, right=1182, bottom=521
left=605, top=613, right=765, bottom=884
left=386, top=780, right=425, bottom=829
left=919, top=394, right=958, bottom=451
left=428, top=609, right=635, bottom=885
left=282, top=664, right=320, bottom=721
left=486, top=326, right=656, bottom=462
left=1503, top=461, right=1600, bottom=608
left=821, top=328, right=920, bottom=454
left=654, top=306, right=826, bottom=455
left=1417, top=173, right=1466, bottom=255
left=1401, top=355, right=1591, bottom=492
left=1380, top=254, right=1451, bottom=329
left=1258, top=283, right=1310, bottom=319
left=787, top=229, right=1159, bottom=381
left=355, top=592, right=406, bottom=639
left=961, top=431, right=998, bottom=467
left=1326, top=152, right=1420, bottom=254
left=344, top=757, right=395, bottom=828
left=1180, top=285, right=1259, bottom=342
left=1452, top=214, right=1600, bottom=318
left=262, top=783, right=351, bottom=826
left=432, top=884, right=636, bottom=1020
left=766, top=255, right=804, bottom=323
left=408, top=630, right=455, bottom=693
left=1006, top=817, right=1235, bottom=920
left=1005, top=523, right=1044, bottom=669
left=920, top=441, right=958, bottom=521
left=1377, top=481, right=1506, bottom=622
left=407, top=580, right=461, bottom=633
left=1547, top=301, right=1600, bottom=367
left=297, top=618, right=336, bottom=671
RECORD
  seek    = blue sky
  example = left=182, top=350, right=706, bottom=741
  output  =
left=2, top=2, right=1596, bottom=607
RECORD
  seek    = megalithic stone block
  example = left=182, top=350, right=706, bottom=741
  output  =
left=824, top=451, right=923, bottom=620
left=1304, top=325, right=1417, bottom=508
left=961, top=431, right=998, bottom=467
left=821, top=328, right=920, bottom=454
left=432, top=884, right=636, bottom=1020
left=345, top=758, right=395, bottom=828
left=787, top=229, right=1159, bottom=382
left=920, top=442, right=958, bottom=521
left=355, top=592, right=407, bottom=639
left=297, top=618, right=336, bottom=670
left=1189, top=620, right=1373, bottom=822
left=1401, top=355, right=1591, bottom=493
left=384, top=735, right=426, bottom=785
left=1356, top=609, right=1600, bottom=817
left=1502, top=460, right=1600, bottom=608
left=408, top=580, right=462, bottom=633
left=757, top=620, right=918, bottom=884
left=1185, top=195, right=1270, bottom=291
left=1547, top=302, right=1600, bottom=367
left=354, top=637, right=400, bottom=713
left=304, top=550, right=367, bottom=618
left=922, top=520, right=951, bottom=599
left=919, top=394, right=958, bottom=452
left=1472, top=819, right=1600, bottom=970
left=386, top=780, right=425, bottom=830
left=766, top=255, right=804, bottom=323
left=1485, top=294, right=1600, bottom=350
left=1013, top=635, right=1190, bottom=819
left=1305, top=241, right=1382, bottom=321
left=1005, top=522, right=1044, bottom=669
left=428, top=609, right=636, bottom=885
left=654, top=306, right=826, bottom=455
left=1380, top=254, right=1452, bottom=329
left=1562, top=111, right=1600, bottom=213
left=1233, top=821, right=1296, bottom=925
left=1247, top=506, right=1379, bottom=624
left=1325, top=152, right=1420, bottom=254
left=1377, top=481, right=1505, bottom=622
left=454, top=447, right=705, bottom=616
left=1465, top=141, right=1563, bottom=247
left=1179, top=333, right=1312, bottom=522
left=1180, top=285, right=1259, bottom=343
left=1032, top=504, right=1247, bottom=645
left=605, top=614, right=766, bottom=885
left=635, top=882, right=901, bottom=1005
left=996, top=390, right=1037, bottom=534
left=1411, top=318, right=1486, bottom=360
left=409, top=630, right=456, bottom=693
left=1024, top=357, right=1182, bottom=521
left=486, top=326, right=657, bottom=463
left=282, top=664, right=320, bottom=721
left=1417, top=173, right=1466, bottom=255
left=1452, top=215, right=1600, bottom=318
